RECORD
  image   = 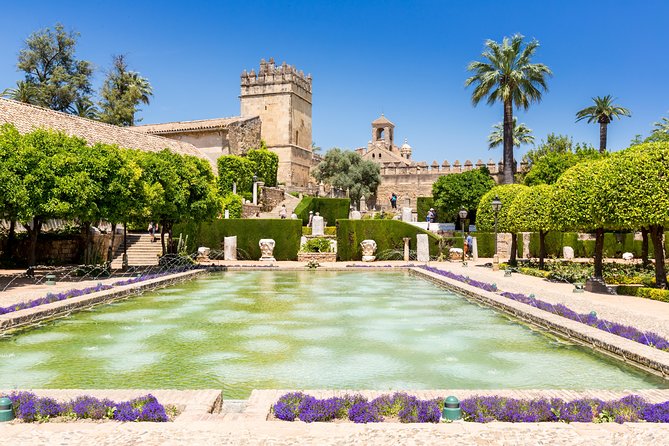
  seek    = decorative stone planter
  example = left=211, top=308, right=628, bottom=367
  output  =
left=259, top=239, right=276, bottom=261
left=360, top=239, right=377, bottom=262
left=298, top=252, right=337, bottom=262
left=297, top=252, right=337, bottom=263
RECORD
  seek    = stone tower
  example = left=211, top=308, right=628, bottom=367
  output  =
left=240, top=58, right=313, bottom=187
left=371, top=114, right=394, bottom=149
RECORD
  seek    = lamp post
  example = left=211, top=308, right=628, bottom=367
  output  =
left=491, top=195, right=502, bottom=271
left=458, top=207, right=468, bottom=264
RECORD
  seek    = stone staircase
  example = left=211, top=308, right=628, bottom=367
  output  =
left=110, top=233, right=162, bottom=268
left=259, top=194, right=302, bottom=219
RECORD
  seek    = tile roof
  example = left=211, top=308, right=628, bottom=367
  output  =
left=0, top=98, right=210, bottom=162
left=372, top=114, right=394, bottom=126
left=133, top=116, right=257, bottom=134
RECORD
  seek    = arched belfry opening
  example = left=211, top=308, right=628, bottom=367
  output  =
left=371, top=114, right=395, bottom=148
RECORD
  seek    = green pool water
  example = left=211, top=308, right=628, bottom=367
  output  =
left=0, top=271, right=666, bottom=398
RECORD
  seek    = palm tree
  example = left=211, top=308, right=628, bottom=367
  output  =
left=1, top=80, right=39, bottom=104
left=466, top=34, right=552, bottom=184
left=69, top=97, right=99, bottom=119
left=488, top=118, right=534, bottom=149
left=575, top=95, right=631, bottom=153
left=653, top=116, right=669, bottom=134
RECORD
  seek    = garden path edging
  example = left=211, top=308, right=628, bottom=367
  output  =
left=409, top=267, right=669, bottom=380
left=0, top=269, right=205, bottom=333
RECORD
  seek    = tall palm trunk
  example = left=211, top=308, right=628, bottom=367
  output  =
left=503, top=99, right=515, bottom=184
left=599, top=122, right=608, bottom=153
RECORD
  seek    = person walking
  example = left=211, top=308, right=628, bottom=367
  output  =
left=279, top=204, right=288, bottom=219
left=465, top=233, right=474, bottom=259
left=390, top=193, right=397, bottom=209
left=148, top=222, right=156, bottom=242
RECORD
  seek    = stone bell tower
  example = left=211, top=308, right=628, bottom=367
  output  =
left=240, top=58, right=313, bottom=187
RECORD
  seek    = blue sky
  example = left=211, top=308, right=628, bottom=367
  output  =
left=1, top=0, right=668, bottom=163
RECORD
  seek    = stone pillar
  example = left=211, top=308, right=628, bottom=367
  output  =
left=416, top=234, right=429, bottom=262
left=472, top=237, right=479, bottom=261
left=312, top=213, right=325, bottom=236
left=403, top=237, right=410, bottom=262
left=360, top=195, right=367, bottom=212
left=300, top=236, right=307, bottom=248
left=224, top=209, right=229, bottom=219
left=401, top=207, right=412, bottom=222
left=252, top=182, right=258, bottom=205
left=232, top=182, right=237, bottom=194
left=224, top=236, right=237, bottom=260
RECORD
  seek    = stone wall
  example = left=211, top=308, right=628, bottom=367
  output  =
left=260, top=186, right=285, bottom=212
left=225, top=117, right=262, bottom=155
left=1, top=233, right=113, bottom=265
left=242, top=203, right=262, bottom=218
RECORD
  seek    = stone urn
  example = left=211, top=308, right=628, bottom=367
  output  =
left=259, top=239, right=276, bottom=261
left=197, top=246, right=211, bottom=261
left=360, top=239, right=377, bottom=262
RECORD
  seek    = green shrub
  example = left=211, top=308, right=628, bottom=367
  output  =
left=174, top=219, right=301, bottom=260
left=294, top=198, right=350, bottom=226
left=337, top=220, right=440, bottom=261
left=221, top=194, right=242, bottom=218
left=246, top=148, right=279, bottom=187
left=217, top=155, right=255, bottom=195
left=616, top=286, right=669, bottom=302
left=302, top=226, right=337, bottom=236
left=416, top=197, right=434, bottom=222
left=302, top=237, right=332, bottom=253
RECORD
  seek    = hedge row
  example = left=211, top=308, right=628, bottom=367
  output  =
left=294, top=198, right=350, bottom=226
left=616, top=286, right=669, bottom=302
left=174, top=219, right=301, bottom=260
left=516, top=231, right=669, bottom=259
left=336, top=220, right=440, bottom=261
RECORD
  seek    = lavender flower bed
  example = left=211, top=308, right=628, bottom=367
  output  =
left=419, top=265, right=669, bottom=352
left=272, top=392, right=669, bottom=423
left=499, top=291, right=669, bottom=351
left=0, top=284, right=112, bottom=316
left=5, top=391, right=169, bottom=422
left=0, top=269, right=193, bottom=317
left=420, top=265, right=498, bottom=292
left=272, top=392, right=441, bottom=423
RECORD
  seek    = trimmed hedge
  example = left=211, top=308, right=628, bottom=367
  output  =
left=302, top=226, right=337, bottom=236
left=174, top=219, right=301, bottom=260
left=294, top=197, right=350, bottom=226
left=336, top=220, right=440, bottom=261
left=521, top=231, right=663, bottom=259
left=616, top=285, right=669, bottom=302
left=416, top=197, right=434, bottom=222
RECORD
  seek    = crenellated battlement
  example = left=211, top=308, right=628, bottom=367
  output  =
left=380, top=159, right=529, bottom=177
left=241, top=58, right=312, bottom=94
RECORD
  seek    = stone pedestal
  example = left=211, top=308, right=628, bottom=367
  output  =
left=224, top=236, right=237, bottom=260
left=259, top=239, right=276, bottom=261
left=403, top=237, right=411, bottom=262
left=416, top=234, right=429, bottom=262
left=585, top=277, right=613, bottom=294
left=401, top=207, right=412, bottom=222
left=224, top=209, right=229, bottom=219
left=300, top=236, right=308, bottom=248
left=492, top=254, right=500, bottom=271
left=312, top=214, right=325, bottom=236
left=197, top=246, right=211, bottom=261
left=563, top=246, right=575, bottom=260
left=350, top=210, right=362, bottom=220
left=360, top=196, right=367, bottom=212
left=360, top=239, right=377, bottom=262
left=471, top=237, right=479, bottom=261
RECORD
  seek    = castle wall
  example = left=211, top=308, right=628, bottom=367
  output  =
left=225, top=117, right=262, bottom=155
left=272, top=145, right=313, bottom=187
left=158, top=130, right=227, bottom=166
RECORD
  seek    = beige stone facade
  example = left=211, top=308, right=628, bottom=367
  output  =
left=134, top=58, right=313, bottom=187
left=240, top=58, right=313, bottom=187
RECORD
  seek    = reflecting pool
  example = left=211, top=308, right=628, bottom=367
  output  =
left=0, top=271, right=666, bottom=398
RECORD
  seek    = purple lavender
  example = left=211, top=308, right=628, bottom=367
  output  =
left=643, top=401, right=669, bottom=423
left=0, top=284, right=113, bottom=316
left=348, top=401, right=383, bottom=423
left=272, top=392, right=307, bottom=421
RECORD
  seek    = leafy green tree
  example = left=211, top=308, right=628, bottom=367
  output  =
left=432, top=167, right=495, bottom=223
left=466, top=34, right=552, bottom=184
left=69, top=97, right=99, bottom=119
left=141, top=150, right=220, bottom=254
left=575, top=95, right=631, bottom=153
left=217, top=155, right=255, bottom=195
left=521, top=134, right=600, bottom=186
left=313, top=148, right=380, bottom=207
left=0, top=125, right=30, bottom=261
left=16, top=23, right=93, bottom=112
left=476, top=184, right=529, bottom=265
left=246, top=145, right=279, bottom=187
left=508, top=185, right=554, bottom=269
left=601, top=143, right=669, bottom=288
left=98, top=55, right=153, bottom=126
left=552, top=159, right=610, bottom=279
left=487, top=118, right=534, bottom=149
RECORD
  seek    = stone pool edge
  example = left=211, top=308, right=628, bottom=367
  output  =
left=0, top=269, right=205, bottom=333
left=409, top=267, right=669, bottom=381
